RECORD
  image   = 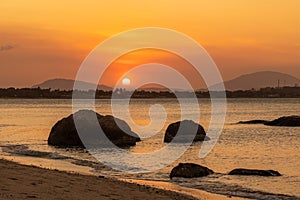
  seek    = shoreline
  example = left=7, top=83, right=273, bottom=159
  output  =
left=0, top=158, right=242, bottom=200
left=121, top=179, right=243, bottom=200
left=0, top=159, right=195, bottom=200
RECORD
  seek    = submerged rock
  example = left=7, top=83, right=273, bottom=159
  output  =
left=264, top=115, right=300, bottom=127
left=170, top=163, right=214, bottom=179
left=164, top=120, right=207, bottom=143
left=48, top=110, right=140, bottom=148
left=228, top=168, right=281, bottom=176
left=238, top=116, right=300, bottom=127
left=238, top=120, right=269, bottom=124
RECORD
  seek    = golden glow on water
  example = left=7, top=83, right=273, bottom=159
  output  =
left=0, top=98, right=299, bottom=197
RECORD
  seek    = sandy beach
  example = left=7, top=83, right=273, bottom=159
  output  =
left=0, top=159, right=199, bottom=200
left=0, top=159, right=244, bottom=200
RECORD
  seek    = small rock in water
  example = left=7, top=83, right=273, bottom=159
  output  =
left=238, top=115, right=300, bottom=127
left=228, top=168, right=282, bottom=176
left=264, top=115, right=300, bottom=127
left=238, top=120, right=269, bottom=124
left=170, top=163, right=214, bottom=179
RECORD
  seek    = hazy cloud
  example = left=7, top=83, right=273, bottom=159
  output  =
left=0, top=45, right=14, bottom=51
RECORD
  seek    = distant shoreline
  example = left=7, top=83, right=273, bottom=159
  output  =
left=0, top=86, right=299, bottom=99
left=0, top=97, right=300, bottom=100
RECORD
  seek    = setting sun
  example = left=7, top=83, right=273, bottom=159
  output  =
left=122, top=78, right=131, bottom=86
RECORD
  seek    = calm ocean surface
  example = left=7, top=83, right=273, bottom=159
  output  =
left=0, top=98, right=299, bottom=199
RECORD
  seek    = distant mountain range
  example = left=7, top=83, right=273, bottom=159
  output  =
left=33, top=71, right=300, bottom=91
left=32, top=79, right=112, bottom=91
left=211, top=71, right=300, bottom=91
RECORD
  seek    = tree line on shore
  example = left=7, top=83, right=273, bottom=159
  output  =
left=0, top=86, right=299, bottom=99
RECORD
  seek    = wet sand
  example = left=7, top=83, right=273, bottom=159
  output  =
left=0, top=159, right=240, bottom=200
left=0, top=159, right=197, bottom=200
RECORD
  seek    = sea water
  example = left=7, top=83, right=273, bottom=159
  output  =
left=0, top=98, right=299, bottom=199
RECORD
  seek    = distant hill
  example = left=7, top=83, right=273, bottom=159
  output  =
left=32, top=79, right=112, bottom=91
left=211, top=71, right=300, bottom=91
left=137, top=83, right=171, bottom=92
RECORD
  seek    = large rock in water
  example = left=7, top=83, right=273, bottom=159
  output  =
left=170, top=163, right=214, bottom=179
left=264, top=116, right=300, bottom=127
left=164, top=120, right=207, bottom=143
left=48, top=110, right=140, bottom=148
left=228, top=168, right=281, bottom=176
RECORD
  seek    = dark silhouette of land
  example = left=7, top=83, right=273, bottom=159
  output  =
left=33, top=78, right=112, bottom=91
left=1, top=71, right=299, bottom=99
left=33, top=71, right=300, bottom=92
left=211, top=71, right=300, bottom=91
left=0, top=86, right=299, bottom=99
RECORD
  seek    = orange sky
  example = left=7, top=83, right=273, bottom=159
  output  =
left=0, top=0, right=299, bottom=87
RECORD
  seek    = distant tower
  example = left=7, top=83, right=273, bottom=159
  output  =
left=277, top=79, right=280, bottom=88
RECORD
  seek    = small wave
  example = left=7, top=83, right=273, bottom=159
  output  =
left=172, top=177, right=300, bottom=200
left=1, top=145, right=68, bottom=160
left=71, top=159, right=107, bottom=171
left=0, top=124, right=18, bottom=132
left=0, top=124, right=17, bottom=128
